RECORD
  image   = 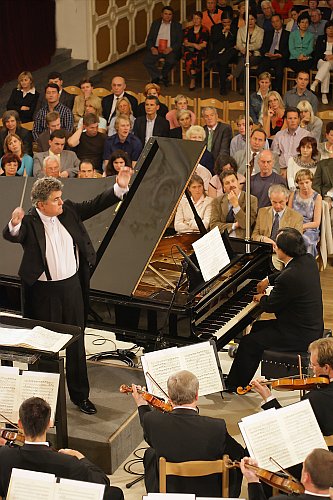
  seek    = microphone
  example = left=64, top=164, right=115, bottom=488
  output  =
left=176, top=245, right=200, bottom=273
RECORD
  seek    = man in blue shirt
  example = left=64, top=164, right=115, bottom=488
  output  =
left=103, top=115, right=142, bottom=168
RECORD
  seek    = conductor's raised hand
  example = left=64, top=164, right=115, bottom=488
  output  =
left=116, top=166, right=133, bottom=189
left=11, top=207, right=25, bottom=227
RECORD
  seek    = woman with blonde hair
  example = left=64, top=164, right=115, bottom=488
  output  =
left=262, top=90, right=286, bottom=139
left=137, top=83, right=168, bottom=117
left=186, top=124, right=214, bottom=177
left=166, top=94, right=196, bottom=129
left=170, top=109, right=193, bottom=139
left=297, top=100, right=323, bottom=143
left=2, top=134, right=33, bottom=176
left=78, top=95, right=107, bottom=133
left=108, top=97, right=135, bottom=136
left=6, top=71, right=39, bottom=123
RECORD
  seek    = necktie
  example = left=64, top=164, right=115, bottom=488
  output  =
left=207, top=129, right=214, bottom=152
left=269, top=31, right=279, bottom=54
left=270, top=212, right=280, bottom=241
left=226, top=206, right=235, bottom=223
left=108, top=97, right=119, bottom=124
left=250, top=152, right=257, bottom=175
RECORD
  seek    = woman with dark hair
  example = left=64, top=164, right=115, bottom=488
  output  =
left=2, top=134, right=33, bottom=176
left=6, top=71, right=39, bottom=123
left=288, top=13, right=314, bottom=73
left=182, top=11, right=209, bottom=90
left=287, top=135, right=318, bottom=190
left=104, top=150, right=132, bottom=177
left=174, top=173, right=212, bottom=232
left=208, top=153, right=245, bottom=198
left=0, top=153, right=21, bottom=176
left=0, top=110, right=33, bottom=157
left=310, top=20, right=333, bottom=105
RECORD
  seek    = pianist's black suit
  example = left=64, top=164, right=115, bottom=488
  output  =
left=227, top=253, right=323, bottom=388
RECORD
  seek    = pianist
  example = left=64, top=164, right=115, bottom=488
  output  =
left=226, top=227, right=323, bottom=391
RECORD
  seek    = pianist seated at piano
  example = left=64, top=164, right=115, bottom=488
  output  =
left=209, top=170, right=258, bottom=238
left=174, top=174, right=213, bottom=233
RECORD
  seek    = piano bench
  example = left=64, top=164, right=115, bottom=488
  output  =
left=261, top=329, right=332, bottom=379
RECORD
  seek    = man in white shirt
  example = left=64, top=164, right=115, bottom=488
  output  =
left=3, top=171, right=131, bottom=415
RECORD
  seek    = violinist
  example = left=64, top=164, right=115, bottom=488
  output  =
left=240, top=448, right=333, bottom=500
left=0, top=397, right=124, bottom=500
left=131, top=370, right=245, bottom=497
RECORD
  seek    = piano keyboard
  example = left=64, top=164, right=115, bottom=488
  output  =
left=195, top=280, right=259, bottom=340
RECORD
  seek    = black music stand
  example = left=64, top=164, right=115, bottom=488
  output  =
left=0, top=315, right=81, bottom=449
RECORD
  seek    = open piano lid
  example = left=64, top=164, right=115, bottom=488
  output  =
left=90, top=137, right=205, bottom=296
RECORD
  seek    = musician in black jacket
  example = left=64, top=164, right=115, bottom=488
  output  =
left=256, top=14, right=290, bottom=94
left=210, top=13, right=238, bottom=95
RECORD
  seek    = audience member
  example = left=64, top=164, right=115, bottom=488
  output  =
left=309, top=8, right=327, bottom=42
left=311, top=20, right=333, bottom=105
left=103, top=115, right=142, bottom=167
left=0, top=153, right=21, bottom=177
left=102, top=76, right=138, bottom=125
left=283, top=71, right=318, bottom=112
left=262, top=91, right=286, bottom=139
left=34, top=71, right=75, bottom=115
left=67, top=113, right=106, bottom=172
left=133, top=96, right=170, bottom=145
left=34, top=130, right=79, bottom=178
left=297, top=100, right=322, bottom=143
left=288, top=13, right=315, bottom=73
left=42, top=156, right=61, bottom=178
left=257, top=14, right=290, bottom=95
left=182, top=11, right=209, bottom=91
left=313, top=157, right=333, bottom=231
left=271, top=0, right=293, bottom=18
left=104, top=150, right=132, bottom=177
left=230, top=115, right=254, bottom=156
left=285, top=7, right=299, bottom=31
left=231, top=1, right=246, bottom=31
left=234, top=128, right=280, bottom=176
left=137, top=83, right=169, bottom=118
left=216, top=0, right=233, bottom=18
left=287, top=135, right=319, bottom=190
left=108, top=97, right=135, bottom=136
left=73, top=78, right=95, bottom=127
left=165, top=94, right=196, bottom=129
left=2, top=134, right=33, bottom=176
left=186, top=125, right=215, bottom=174
left=0, top=110, right=33, bottom=157
left=257, top=0, right=274, bottom=31
left=250, top=150, right=287, bottom=208
left=271, top=107, right=313, bottom=175
left=170, top=109, right=193, bottom=139
left=78, top=160, right=103, bottom=178
left=249, top=72, right=272, bottom=124
left=174, top=174, right=212, bottom=232
left=143, top=5, right=183, bottom=87
left=6, top=71, right=39, bottom=123
left=318, top=121, right=333, bottom=159
left=322, top=0, right=333, bottom=20
left=78, top=95, right=107, bottom=133
left=210, top=170, right=258, bottom=237
left=208, top=153, right=245, bottom=198
left=36, top=111, right=71, bottom=152
left=202, top=106, right=232, bottom=159
left=33, top=83, right=74, bottom=141
left=202, top=0, right=223, bottom=32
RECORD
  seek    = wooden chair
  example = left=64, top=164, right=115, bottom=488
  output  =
left=324, top=435, right=333, bottom=447
left=63, top=85, right=81, bottom=95
left=282, top=67, right=296, bottom=95
left=223, top=100, right=245, bottom=123
left=159, top=456, right=229, bottom=496
left=209, top=64, right=236, bottom=92
left=180, top=59, right=205, bottom=89
left=197, top=97, right=226, bottom=123
left=0, top=119, right=2, bottom=127
left=21, top=121, right=34, bottom=131
left=92, top=87, right=111, bottom=97
left=157, top=59, right=175, bottom=85
left=169, top=96, right=197, bottom=117
left=317, top=110, right=333, bottom=121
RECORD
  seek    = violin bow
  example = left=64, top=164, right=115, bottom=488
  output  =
left=269, top=456, right=300, bottom=484
left=0, top=412, right=19, bottom=429
left=146, top=372, right=169, bottom=400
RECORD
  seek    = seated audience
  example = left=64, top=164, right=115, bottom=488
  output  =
left=230, top=115, right=254, bottom=156
left=322, top=0, right=333, bottom=20
left=257, top=14, right=290, bottom=95
left=102, top=76, right=138, bottom=124
left=143, top=5, right=183, bottom=87
left=73, top=78, right=95, bottom=128
left=234, top=128, right=280, bottom=176
left=287, top=135, right=319, bottom=190
left=210, top=170, right=258, bottom=237
left=6, top=71, right=39, bottom=123
left=288, top=13, right=314, bottom=73
left=0, top=153, right=21, bottom=176
left=133, top=96, right=170, bottom=145
left=250, top=72, right=272, bottom=125
left=297, top=100, right=323, bottom=143
left=78, top=95, right=107, bottom=133
left=309, top=8, right=327, bottom=42
left=36, top=111, right=71, bottom=152
left=202, top=0, right=223, bottom=32
left=104, top=150, right=132, bottom=177
left=285, top=7, right=299, bottom=31
left=272, top=0, right=293, bottom=18
left=318, top=121, right=333, bottom=159
left=170, top=109, right=193, bottom=139
left=174, top=174, right=212, bottom=232
left=137, top=83, right=168, bottom=118
left=311, top=20, right=333, bottom=105
left=165, top=94, right=196, bottom=129
left=34, top=71, right=75, bottom=115
left=78, top=160, right=103, bottom=178
left=313, top=156, right=333, bottom=231
left=186, top=125, right=215, bottom=175
left=288, top=168, right=322, bottom=256
left=216, top=0, right=233, bottom=18
left=34, top=130, right=79, bottom=178
left=202, top=106, right=232, bottom=159
left=272, top=107, right=313, bottom=175
left=103, top=115, right=142, bottom=167
left=42, top=156, right=61, bottom=178
left=0, top=397, right=123, bottom=500
left=257, top=1, right=274, bottom=31
left=182, top=11, right=209, bottom=91
left=262, top=91, right=286, bottom=139
left=231, top=1, right=246, bottom=31
left=0, top=110, right=33, bottom=157
left=108, top=97, right=135, bottom=136
left=33, top=83, right=74, bottom=140
left=2, top=134, right=33, bottom=176
left=251, top=150, right=287, bottom=208
left=67, top=113, right=106, bottom=172
left=283, top=70, right=318, bottom=112
left=208, top=153, right=245, bottom=198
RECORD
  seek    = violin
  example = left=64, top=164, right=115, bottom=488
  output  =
left=119, top=384, right=173, bottom=413
left=225, top=457, right=305, bottom=495
left=0, top=428, right=25, bottom=446
left=237, top=376, right=330, bottom=395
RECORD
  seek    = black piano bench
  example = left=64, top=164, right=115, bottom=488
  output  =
left=261, top=329, right=332, bottom=379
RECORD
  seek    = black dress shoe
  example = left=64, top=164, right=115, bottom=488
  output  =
left=72, top=399, right=97, bottom=414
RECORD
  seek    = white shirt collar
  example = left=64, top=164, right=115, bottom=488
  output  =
left=25, top=440, right=49, bottom=446
left=36, top=208, right=57, bottom=224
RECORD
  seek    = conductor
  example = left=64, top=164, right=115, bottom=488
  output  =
left=3, top=170, right=131, bottom=414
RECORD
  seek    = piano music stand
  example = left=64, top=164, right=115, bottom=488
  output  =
left=0, top=314, right=81, bottom=449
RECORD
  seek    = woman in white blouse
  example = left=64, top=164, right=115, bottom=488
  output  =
left=174, top=174, right=212, bottom=233
left=310, top=21, right=333, bottom=105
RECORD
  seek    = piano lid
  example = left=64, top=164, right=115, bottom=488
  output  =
left=90, top=137, right=205, bottom=296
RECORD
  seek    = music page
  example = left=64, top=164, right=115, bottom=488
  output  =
left=55, top=478, right=105, bottom=500
left=0, top=366, right=20, bottom=421
left=0, top=326, right=72, bottom=352
left=142, top=347, right=182, bottom=397
left=7, top=469, right=54, bottom=500
left=192, top=227, right=230, bottom=282
left=19, top=371, right=59, bottom=423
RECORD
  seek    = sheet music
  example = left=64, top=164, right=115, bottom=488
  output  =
left=54, top=478, right=105, bottom=500
left=20, top=371, right=59, bottom=423
left=192, top=227, right=230, bottom=282
left=0, top=326, right=72, bottom=352
left=7, top=469, right=54, bottom=500
left=180, top=343, right=223, bottom=396
left=0, top=367, right=20, bottom=420
left=142, top=347, right=182, bottom=397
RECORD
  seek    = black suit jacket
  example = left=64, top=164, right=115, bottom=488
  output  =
left=133, top=115, right=170, bottom=145
left=204, top=122, right=232, bottom=160
left=314, top=34, right=333, bottom=64
left=260, top=28, right=290, bottom=61
left=146, top=19, right=183, bottom=58
left=248, top=483, right=329, bottom=500
left=102, top=92, right=139, bottom=121
left=260, top=254, right=323, bottom=349
left=313, top=159, right=333, bottom=196
left=138, top=406, right=244, bottom=497
left=210, top=24, right=237, bottom=60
